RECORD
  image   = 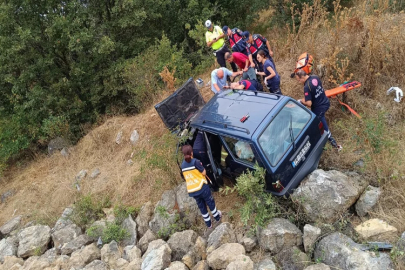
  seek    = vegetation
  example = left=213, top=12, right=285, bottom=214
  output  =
left=71, top=195, right=111, bottom=228
left=222, top=164, right=279, bottom=233
left=0, top=0, right=275, bottom=172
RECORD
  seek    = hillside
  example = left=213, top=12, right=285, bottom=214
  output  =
left=1, top=0, right=405, bottom=260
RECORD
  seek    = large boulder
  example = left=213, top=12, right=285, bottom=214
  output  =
left=141, top=244, right=172, bottom=270
left=257, top=218, right=302, bottom=254
left=303, top=224, right=321, bottom=253
left=291, top=170, right=368, bottom=223
left=122, top=215, right=137, bottom=246
left=142, top=239, right=169, bottom=259
left=239, top=236, right=257, bottom=252
left=125, top=258, right=142, bottom=270
left=304, top=264, right=331, bottom=270
left=138, top=229, right=157, bottom=254
left=101, top=240, right=121, bottom=267
left=226, top=254, right=254, bottom=270
left=52, top=223, right=82, bottom=249
left=22, top=255, right=51, bottom=270
left=207, top=243, right=245, bottom=270
left=136, top=201, right=154, bottom=237
left=255, top=257, right=277, bottom=270
left=354, top=219, right=398, bottom=242
left=53, top=207, right=74, bottom=231
left=69, top=243, right=101, bottom=268
left=1, top=256, right=24, bottom=270
left=314, top=232, right=393, bottom=270
left=83, top=260, right=110, bottom=270
left=207, top=222, right=237, bottom=253
left=275, top=246, right=310, bottom=270
left=182, top=236, right=207, bottom=269
left=60, top=234, right=93, bottom=255
left=149, top=191, right=179, bottom=238
left=17, top=225, right=51, bottom=258
left=175, top=183, right=199, bottom=225
left=0, top=237, right=18, bottom=263
left=192, top=260, right=209, bottom=270
left=355, top=186, right=381, bottom=217
left=0, top=216, right=22, bottom=236
left=168, top=230, right=198, bottom=261
left=166, top=261, right=189, bottom=270
left=123, top=245, right=142, bottom=262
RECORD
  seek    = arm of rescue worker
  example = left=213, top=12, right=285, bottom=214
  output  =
left=248, top=54, right=255, bottom=68
left=299, top=99, right=312, bottom=107
left=264, top=65, right=276, bottom=80
left=243, top=59, right=249, bottom=72
left=195, top=159, right=207, bottom=176
left=207, top=37, right=217, bottom=48
left=266, top=39, right=274, bottom=57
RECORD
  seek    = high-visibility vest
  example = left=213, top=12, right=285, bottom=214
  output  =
left=182, top=164, right=208, bottom=193
left=205, top=26, right=225, bottom=51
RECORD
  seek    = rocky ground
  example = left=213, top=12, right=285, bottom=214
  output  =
left=0, top=169, right=404, bottom=270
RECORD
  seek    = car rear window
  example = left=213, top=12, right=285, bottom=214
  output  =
left=258, top=101, right=311, bottom=166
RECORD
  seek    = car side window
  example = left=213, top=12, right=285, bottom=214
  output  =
left=258, top=101, right=311, bottom=166
left=222, top=136, right=254, bottom=163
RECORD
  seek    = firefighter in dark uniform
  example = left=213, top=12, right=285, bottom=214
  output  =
left=293, top=53, right=342, bottom=151
left=181, top=145, right=222, bottom=229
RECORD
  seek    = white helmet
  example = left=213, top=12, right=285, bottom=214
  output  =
left=205, top=20, right=212, bottom=28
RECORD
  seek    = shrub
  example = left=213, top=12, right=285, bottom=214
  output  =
left=71, top=195, right=111, bottom=228
left=222, top=164, right=279, bottom=232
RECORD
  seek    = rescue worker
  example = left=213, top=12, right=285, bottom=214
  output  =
left=225, top=79, right=263, bottom=91
left=292, top=53, right=342, bottom=151
left=256, top=50, right=281, bottom=94
left=193, top=130, right=219, bottom=191
left=242, top=31, right=275, bottom=71
left=181, top=145, right=222, bottom=229
left=211, top=67, right=242, bottom=94
left=205, top=20, right=237, bottom=72
left=222, top=26, right=249, bottom=55
left=224, top=52, right=256, bottom=81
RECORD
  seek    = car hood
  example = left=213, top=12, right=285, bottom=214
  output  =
left=154, top=78, right=206, bottom=130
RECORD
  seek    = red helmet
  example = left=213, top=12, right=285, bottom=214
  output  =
left=294, top=52, right=314, bottom=75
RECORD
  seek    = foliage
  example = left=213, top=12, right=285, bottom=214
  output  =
left=71, top=195, right=111, bottom=228
left=86, top=222, right=130, bottom=243
left=113, top=203, right=139, bottom=224
left=222, top=164, right=279, bottom=232
left=157, top=212, right=187, bottom=239
left=0, top=0, right=271, bottom=170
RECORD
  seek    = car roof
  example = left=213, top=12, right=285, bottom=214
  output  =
left=191, top=90, right=286, bottom=140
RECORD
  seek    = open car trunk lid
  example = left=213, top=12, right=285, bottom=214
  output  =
left=154, top=78, right=206, bottom=130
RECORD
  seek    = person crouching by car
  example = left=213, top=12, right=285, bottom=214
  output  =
left=256, top=50, right=281, bottom=94
left=181, top=145, right=222, bottom=229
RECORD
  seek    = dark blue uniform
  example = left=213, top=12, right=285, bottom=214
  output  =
left=181, top=158, right=221, bottom=227
left=303, top=75, right=338, bottom=147
left=240, top=80, right=262, bottom=91
left=263, top=59, right=281, bottom=94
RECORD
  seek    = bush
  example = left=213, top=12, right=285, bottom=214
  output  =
left=222, top=164, right=279, bottom=232
left=71, top=195, right=111, bottom=228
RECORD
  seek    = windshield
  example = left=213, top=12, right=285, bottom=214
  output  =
left=258, top=101, right=311, bottom=166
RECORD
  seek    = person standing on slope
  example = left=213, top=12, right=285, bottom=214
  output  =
left=205, top=20, right=237, bottom=72
left=181, top=145, right=222, bottom=230
left=292, top=53, right=342, bottom=151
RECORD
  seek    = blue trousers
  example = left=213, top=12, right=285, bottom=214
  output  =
left=316, top=111, right=338, bottom=147
left=193, top=186, right=220, bottom=227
